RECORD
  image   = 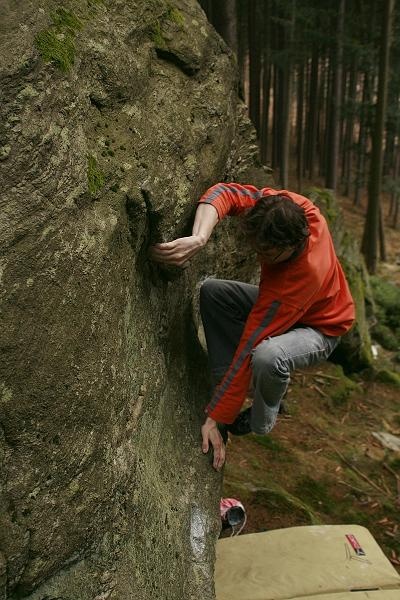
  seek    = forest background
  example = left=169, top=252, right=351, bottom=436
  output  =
left=200, top=0, right=399, bottom=274
left=200, top=0, right=400, bottom=570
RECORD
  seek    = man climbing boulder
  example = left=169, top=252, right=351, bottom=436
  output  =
left=151, top=183, right=355, bottom=471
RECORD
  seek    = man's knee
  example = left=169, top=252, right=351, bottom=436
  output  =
left=251, top=339, right=288, bottom=377
left=200, top=278, right=227, bottom=307
left=200, top=278, right=218, bottom=298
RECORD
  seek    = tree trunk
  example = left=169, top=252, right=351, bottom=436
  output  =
left=362, top=0, right=394, bottom=273
left=343, top=58, right=357, bottom=196
left=296, top=64, right=305, bottom=190
left=211, top=0, right=238, bottom=55
left=272, top=64, right=280, bottom=170
left=325, top=0, right=345, bottom=191
left=379, top=205, right=387, bottom=261
left=260, top=0, right=271, bottom=164
left=354, top=71, right=370, bottom=206
left=391, top=149, right=400, bottom=226
left=248, top=0, right=262, bottom=135
left=280, top=0, right=295, bottom=188
left=306, top=48, right=319, bottom=180
left=236, top=0, right=248, bottom=95
left=320, top=55, right=330, bottom=178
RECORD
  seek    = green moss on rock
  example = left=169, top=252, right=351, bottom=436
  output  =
left=51, top=7, right=83, bottom=31
left=151, top=21, right=167, bottom=48
left=35, top=29, right=76, bottom=72
left=370, top=276, right=400, bottom=330
left=167, top=6, right=185, bottom=26
left=35, top=4, right=101, bottom=72
left=150, top=3, right=185, bottom=49
left=375, top=368, right=400, bottom=387
left=330, top=368, right=359, bottom=406
left=371, top=323, right=399, bottom=351
left=87, top=155, right=104, bottom=195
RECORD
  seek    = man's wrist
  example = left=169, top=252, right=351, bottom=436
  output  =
left=193, top=233, right=207, bottom=248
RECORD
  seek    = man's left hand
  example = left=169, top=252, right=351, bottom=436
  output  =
left=201, top=417, right=226, bottom=471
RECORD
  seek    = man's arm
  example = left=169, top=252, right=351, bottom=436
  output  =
left=150, top=203, right=218, bottom=266
left=150, top=202, right=225, bottom=470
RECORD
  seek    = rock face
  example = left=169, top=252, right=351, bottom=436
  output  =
left=0, top=1, right=268, bottom=598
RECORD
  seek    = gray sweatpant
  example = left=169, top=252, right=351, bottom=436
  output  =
left=200, top=278, right=340, bottom=434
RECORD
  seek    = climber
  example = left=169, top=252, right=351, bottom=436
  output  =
left=150, top=183, right=355, bottom=471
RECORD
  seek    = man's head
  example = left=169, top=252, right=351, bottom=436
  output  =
left=241, top=195, right=309, bottom=264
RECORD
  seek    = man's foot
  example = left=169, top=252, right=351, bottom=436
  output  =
left=227, top=407, right=252, bottom=436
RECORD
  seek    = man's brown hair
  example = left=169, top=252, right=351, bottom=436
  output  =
left=241, top=195, right=310, bottom=253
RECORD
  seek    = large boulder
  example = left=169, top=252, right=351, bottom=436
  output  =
left=0, top=1, right=268, bottom=598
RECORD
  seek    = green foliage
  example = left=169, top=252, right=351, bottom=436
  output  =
left=340, top=509, right=372, bottom=527
left=305, top=187, right=340, bottom=227
left=294, top=476, right=335, bottom=514
left=251, top=483, right=321, bottom=525
left=87, top=155, right=104, bottom=195
left=393, top=351, right=400, bottom=364
left=389, top=456, right=400, bottom=470
left=374, top=369, right=400, bottom=387
left=250, top=435, right=293, bottom=461
left=330, top=380, right=358, bottom=406
left=383, top=176, right=400, bottom=197
left=251, top=435, right=284, bottom=452
left=370, top=323, right=399, bottom=351
left=370, top=276, right=400, bottom=330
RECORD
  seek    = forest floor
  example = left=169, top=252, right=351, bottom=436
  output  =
left=221, top=190, right=400, bottom=572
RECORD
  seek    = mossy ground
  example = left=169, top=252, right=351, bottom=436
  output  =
left=222, top=362, right=400, bottom=569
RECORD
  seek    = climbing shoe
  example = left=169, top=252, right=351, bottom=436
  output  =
left=227, top=407, right=252, bottom=436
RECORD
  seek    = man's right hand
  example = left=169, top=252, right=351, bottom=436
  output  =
left=150, top=234, right=205, bottom=267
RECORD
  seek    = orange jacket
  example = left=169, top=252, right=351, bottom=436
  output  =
left=200, top=183, right=355, bottom=424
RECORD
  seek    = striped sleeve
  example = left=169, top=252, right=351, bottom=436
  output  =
left=199, top=183, right=263, bottom=220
